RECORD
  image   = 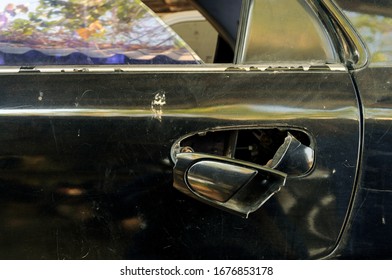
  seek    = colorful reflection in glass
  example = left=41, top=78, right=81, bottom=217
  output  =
left=0, top=0, right=201, bottom=65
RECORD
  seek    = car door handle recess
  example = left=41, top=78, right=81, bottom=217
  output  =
left=173, top=133, right=314, bottom=217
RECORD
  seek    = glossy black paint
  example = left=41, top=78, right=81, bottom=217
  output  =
left=334, top=67, right=392, bottom=259
left=0, top=70, right=359, bottom=259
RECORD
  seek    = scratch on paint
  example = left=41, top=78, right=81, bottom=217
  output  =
left=351, top=190, right=369, bottom=224
left=377, top=122, right=392, bottom=144
left=151, top=90, right=166, bottom=122
left=50, top=120, right=59, bottom=153
left=75, top=89, right=94, bottom=107
left=81, top=249, right=90, bottom=259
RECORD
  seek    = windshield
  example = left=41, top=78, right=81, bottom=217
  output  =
left=0, top=0, right=201, bottom=65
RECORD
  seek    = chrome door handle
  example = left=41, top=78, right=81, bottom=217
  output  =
left=173, top=153, right=287, bottom=217
left=172, top=132, right=314, bottom=217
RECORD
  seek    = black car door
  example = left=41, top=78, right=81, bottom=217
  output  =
left=332, top=0, right=392, bottom=259
left=0, top=0, right=361, bottom=259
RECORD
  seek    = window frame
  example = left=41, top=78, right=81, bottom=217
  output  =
left=0, top=0, right=361, bottom=73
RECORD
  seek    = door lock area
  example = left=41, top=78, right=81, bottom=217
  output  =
left=171, top=128, right=314, bottom=176
left=171, top=128, right=315, bottom=217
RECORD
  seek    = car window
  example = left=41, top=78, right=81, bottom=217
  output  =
left=0, top=0, right=342, bottom=67
left=335, top=0, right=392, bottom=66
left=149, top=0, right=242, bottom=64
left=161, top=10, right=218, bottom=63
left=236, top=0, right=339, bottom=64
left=0, top=0, right=201, bottom=65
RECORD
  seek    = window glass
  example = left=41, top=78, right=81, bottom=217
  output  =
left=239, top=0, right=338, bottom=64
left=0, top=0, right=201, bottom=65
left=162, top=11, right=218, bottom=63
left=335, top=0, right=392, bottom=66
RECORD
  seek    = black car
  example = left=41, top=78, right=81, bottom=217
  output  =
left=0, top=0, right=390, bottom=260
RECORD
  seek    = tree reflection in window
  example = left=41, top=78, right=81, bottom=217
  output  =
left=344, top=11, right=392, bottom=65
left=0, top=0, right=200, bottom=65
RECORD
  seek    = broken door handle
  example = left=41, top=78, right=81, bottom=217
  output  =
left=172, top=132, right=314, bottom=217
left=173, top=153, right=287, bottom=217
left=268, top=133, right=314, bottom=175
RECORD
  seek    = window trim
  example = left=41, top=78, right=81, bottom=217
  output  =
left=320, top=0, right=369, bottom=69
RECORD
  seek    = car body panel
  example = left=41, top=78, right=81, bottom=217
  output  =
left=323, top=0, right=392, bottom=259
left=333, top=66, right=392, bottom=259
left=0, top=68, right=360, bottom=259
left=2, top=0, right=385, bottom=259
